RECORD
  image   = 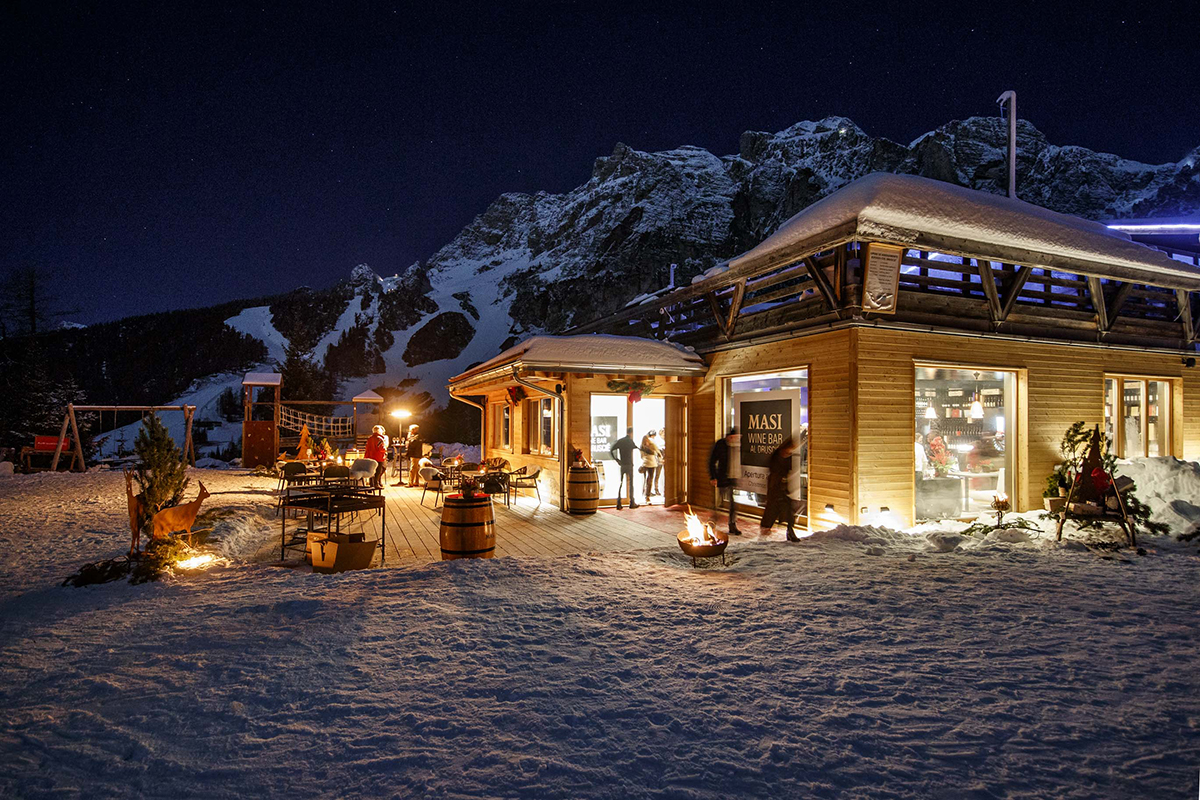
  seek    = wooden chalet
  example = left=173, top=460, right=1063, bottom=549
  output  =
left=454, top=174, right=1200, bottom=529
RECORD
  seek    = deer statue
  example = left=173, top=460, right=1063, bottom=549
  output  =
left=150, top=482, right=211, bottom=545
left=125, top=471, right=147, bottom=555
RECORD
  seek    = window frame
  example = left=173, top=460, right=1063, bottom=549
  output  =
left=523, top=396, right=558, bottom=458
left=1104, top=374, right=1174, bottom=458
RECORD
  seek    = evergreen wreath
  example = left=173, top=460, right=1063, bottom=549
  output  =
left=605, top=379, right=657, bottom=403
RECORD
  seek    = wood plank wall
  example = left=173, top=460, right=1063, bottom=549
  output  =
left=855, top=327, right=1200, bottom=526
left=478, top=386, right=564, bottom=504
left=695, top=329, right=855, bottom=522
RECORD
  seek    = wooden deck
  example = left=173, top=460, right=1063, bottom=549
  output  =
left=349, top=484, right=679, bottom=566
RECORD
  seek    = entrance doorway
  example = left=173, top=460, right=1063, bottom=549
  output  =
left=589, top=395, right=686, bottom=507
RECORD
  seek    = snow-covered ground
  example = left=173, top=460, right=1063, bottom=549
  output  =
left=1, top=468, right=1198, bottom=798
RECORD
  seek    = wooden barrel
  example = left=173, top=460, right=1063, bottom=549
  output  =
left=566, top=465, right=599, bottom=515
left=439, top=494, right=496, bottom=560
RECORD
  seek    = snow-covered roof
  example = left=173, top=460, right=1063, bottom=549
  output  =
left=730, top=173, right=1200, bottom=290
left=449, top=334, right=706, bottom=387
left=352, top=390, right=384, bottom=403
left=242, top=372, right=282, bottom=387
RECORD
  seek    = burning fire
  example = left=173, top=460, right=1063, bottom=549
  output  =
left=176, top=554, right=216, bottom=570
left=681, top=510, right=721, bottom=546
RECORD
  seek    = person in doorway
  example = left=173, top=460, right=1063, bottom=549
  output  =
left=708, top=427, right=741, bottom=536
left=652, top=429, right=666, bottom=496
left=405, top=424, right=424, bottom=487
left=639, top=430, right=662, bottom=503
left=609, top=426, right=641, bottom=510
left=364, top=425, right=389, bottom=489
left=760, top=436, right=800, bottom=542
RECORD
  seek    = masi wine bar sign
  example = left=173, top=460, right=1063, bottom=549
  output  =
left=733, top=389, right=803, bottom=494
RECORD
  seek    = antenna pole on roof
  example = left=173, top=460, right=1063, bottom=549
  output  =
left=996, top=90, right=1017, bottom=199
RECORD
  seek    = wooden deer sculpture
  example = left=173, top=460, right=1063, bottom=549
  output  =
left=150, top=482, right=211, bottom=545
left=125, top=471, right=147, bottom=555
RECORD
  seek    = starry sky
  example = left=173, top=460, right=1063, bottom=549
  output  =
left=4, top=1, right=1197, bottom=325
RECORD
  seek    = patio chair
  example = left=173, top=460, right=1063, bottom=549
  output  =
left=349, top=458, right=377, bottom=486
left=276, top=461, right=309, bottom=515
left=509, top=466, right=542, bottom=506
left=480, top=470, right=510, bottom=507
left=322, top=464, right=351, bottom=485
left=419, top=466, right=445, bottom=508
left=484, top=457, right=510, bottom=473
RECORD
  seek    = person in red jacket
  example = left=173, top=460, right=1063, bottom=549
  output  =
left=364, top=425, right=389, bottom=489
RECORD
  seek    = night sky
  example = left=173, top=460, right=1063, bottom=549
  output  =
left=4, top=2, right=1198, bottom=325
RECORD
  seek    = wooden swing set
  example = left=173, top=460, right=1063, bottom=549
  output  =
left=48, top=403, right=197, bottom=473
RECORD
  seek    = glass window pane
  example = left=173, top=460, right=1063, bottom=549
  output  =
left=915, top=366, right=1013, bottom=521
left=1147, top=380, right=1169, bottom=457
left=541, top=399, right=554, bottom=455
left=502, top=406, right=510, bottom=448
left=1122, top=380, right=1144, bottom=457
left=1104, top=378, right=1117, bottom=452
left=725, top=369, right=808, bottom=510
left=590, top=395, right=627, bottom=500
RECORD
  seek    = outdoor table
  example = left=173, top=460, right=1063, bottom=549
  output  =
left=280, top=484, right=386, bottom=564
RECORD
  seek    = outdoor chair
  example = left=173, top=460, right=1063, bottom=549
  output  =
left=484, top=457, right=510, bottom=473
left=480, top=470, right=510, bottom=507
left=509, top=466, right=542, bottom=506
left=349, top=458, right=377, bottom=486
left=439, top=456, right=463, bottom=488
left=322, top=464, right=351, bottom=485
left=276, top=461, right=310, bottom=516
left=419, top=466, right=445, bottom=508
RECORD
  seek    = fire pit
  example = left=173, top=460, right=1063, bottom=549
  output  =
left=677, top=509, right=728, bottom=566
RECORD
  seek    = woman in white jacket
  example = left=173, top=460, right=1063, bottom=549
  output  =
left=639, top=430, right=662, bottom=503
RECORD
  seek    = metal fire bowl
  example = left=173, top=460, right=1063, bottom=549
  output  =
left=676, top=530, right=729, bottom=560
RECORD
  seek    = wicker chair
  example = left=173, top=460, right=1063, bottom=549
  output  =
left=276, top=461, right=310, bottom=515
left=508, top=466, right=542, bottom=506
left=322, top=464, right=351, bottom=485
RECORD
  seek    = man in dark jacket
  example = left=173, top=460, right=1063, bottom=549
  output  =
left=609, top=427, right=640, bottom=510
left=708, top=428, right=741, bottom=535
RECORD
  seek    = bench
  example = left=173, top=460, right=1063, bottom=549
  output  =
left=19, top=436, right=73, bottom=472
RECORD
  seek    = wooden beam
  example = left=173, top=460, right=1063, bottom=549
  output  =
left=49, top=410, right=71, bottom=472
left=1087, top=276, right=1109, bottom=333
left=67, top=404, right=85, bottom=472
left=999, top=266, right=1033, bottom=321
left=725, top=279, right=746, bottom=336
left=803, top=256, right=841, bottom=312
left=1179, top=289, right=1196, bottom=343
left=977, top=259, right=1003, bottom=322
left=704, top=292, right=729, bottom=338
left=1107, top=282, right=1134, bottom=330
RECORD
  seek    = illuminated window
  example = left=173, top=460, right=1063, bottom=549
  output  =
left=1105, top=376, right=1172, bottom=458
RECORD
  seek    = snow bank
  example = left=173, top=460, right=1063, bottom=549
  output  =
left=1117, top=456, right=1200, bottom=540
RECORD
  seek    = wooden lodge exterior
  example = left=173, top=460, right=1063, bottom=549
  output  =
left=450, top=175, right=1200, bottom=529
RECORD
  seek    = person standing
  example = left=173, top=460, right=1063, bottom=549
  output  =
left=760, top=436, right=800, bottom=541
left=405, top=424, right=424, bottom=487
left=651, top=429, right=666, bottom=497
left=708, top=428, right=741, bottom=536
left=609, top=427, right=641, bottom=510
left=364, top=425, right=389, bottom=489
left=639, top=430, right=661, bottom=503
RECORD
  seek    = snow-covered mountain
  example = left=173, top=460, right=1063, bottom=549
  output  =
left=226, top=115, right=1198, bottom=406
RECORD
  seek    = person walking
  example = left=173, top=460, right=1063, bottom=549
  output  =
left=760, top=436, right=801, bottom=541
left=639, top=430, right=661, bottom=503
left=708, top=428, right=741, bottom=536
left=609, top=426, right=641, bottom=510
left=405, top=424, right=424, bottom=487
left=364, top=425, right=389, bottom=489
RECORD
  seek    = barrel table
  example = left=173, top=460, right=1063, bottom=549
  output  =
left=566, top=465, right=599, bottom=515
left=439, top=493, right=496, bottom=560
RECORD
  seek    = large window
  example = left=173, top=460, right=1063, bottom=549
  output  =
left=525, top=397, right=557, bottom=457
left=915, top=366, right=1015, bottom=521
left=1105, top=376, right=1172, bottom=458
left=723, top=369, right=809, bottom=513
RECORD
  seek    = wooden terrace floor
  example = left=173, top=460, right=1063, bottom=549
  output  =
left=351, top=483, right=680, bottom=566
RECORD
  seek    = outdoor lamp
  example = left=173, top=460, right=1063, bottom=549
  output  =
left=390, top=409, right=411, bottom=419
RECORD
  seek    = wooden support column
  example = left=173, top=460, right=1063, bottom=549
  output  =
left=183, top=406, right=196, bottom=466
left=273, top=386, right=281, bottom=456
left=803, top=256, right=841, bottom=314
left=1106, top=282, right=1133, bottom=331
left=977, top=259, right=1003, bottom=323
left=705, top=292, right=729, bottom=338
left=1179, top=289, right=1196, bottom=343
left=49, top=409, right=71, bottom=472
left=1087, top=276, right=1109, bottom=333
left=999, top=265, right=1033, bottom=321
left=67, top=404, right=85, bottom=472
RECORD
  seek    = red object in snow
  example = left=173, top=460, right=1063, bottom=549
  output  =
left=1090, top=467, right=1112, bottom=494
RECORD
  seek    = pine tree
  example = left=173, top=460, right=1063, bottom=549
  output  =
left=134, top=413, right=189, bottom=524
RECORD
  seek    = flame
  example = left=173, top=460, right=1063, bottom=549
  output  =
left=681, top=510, right=719, bottom=545
left=176, top=554, right=216, bottom=570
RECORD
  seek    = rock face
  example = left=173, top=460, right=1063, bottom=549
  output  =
left=236, top=115, right=1198, bottom=403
